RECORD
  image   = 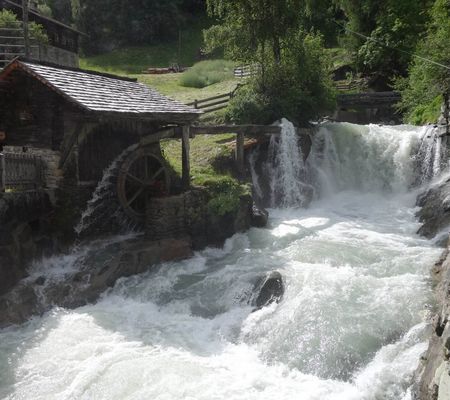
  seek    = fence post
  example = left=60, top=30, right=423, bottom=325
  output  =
left=182, top=125, right=191, bottom=190
left=236, top=132, right=245, bottom=178
left=0, top=152, right=5, bottom=193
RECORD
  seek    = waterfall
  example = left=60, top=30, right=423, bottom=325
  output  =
left=265, top=118, right=313, bottom=207
left=416, top=125, right=447, bottom=184
left=1, top=122, right=448, bottom=400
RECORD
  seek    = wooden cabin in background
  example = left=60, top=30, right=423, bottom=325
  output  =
left=0, top=0, right=82, bottom=68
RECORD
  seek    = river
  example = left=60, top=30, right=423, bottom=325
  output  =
left=0, top=122, right=445, bottom=399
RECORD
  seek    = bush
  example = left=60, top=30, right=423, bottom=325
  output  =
left=180, top=59, right=235, bottom=88
left=226, top=33, right=335, bottom=126
left=195, top=175, right=249, bottom=216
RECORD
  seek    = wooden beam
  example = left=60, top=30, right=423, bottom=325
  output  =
left=140, top=127, right=177, bottom=146
left=236, top=132, right=245, bottom=178
left=0, top=152, right=5, bottom=193
left=191, top=125, right=282, bottom=136
left=181, top=125, right=190, bottom=190
left=22, top=0, right=30, bottom=58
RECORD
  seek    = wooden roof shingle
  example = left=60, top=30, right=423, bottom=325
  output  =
left=0, top=59, right=201, bottom=122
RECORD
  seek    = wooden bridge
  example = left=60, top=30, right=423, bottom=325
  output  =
left=337, top=91, right=401, bottom=108
left=335, top=91, right=402, bottom=124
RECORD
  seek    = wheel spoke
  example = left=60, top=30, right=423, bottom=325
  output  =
left=127, top=173, right=145, bottom=185
left=144, top=156, right=149, bottom=179
left=151, top=167, right=165, bottom=181
left=127, top=186, right=145, bottom=206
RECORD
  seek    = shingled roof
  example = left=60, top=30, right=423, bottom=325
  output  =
left=0, top=59, right=201, bottom=122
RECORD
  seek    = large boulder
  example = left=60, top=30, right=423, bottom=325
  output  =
left=251, top=203, right=269, bottom=228
left=252, top=271, right=285, bottom=310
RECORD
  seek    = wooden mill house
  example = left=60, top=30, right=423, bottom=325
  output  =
left=0, top=58, right=201, bottom=228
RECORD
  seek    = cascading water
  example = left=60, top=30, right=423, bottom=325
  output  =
left=75, top=144, right=139, bottom=236
left=0, top=122, right=446, bottom=400
left=265, top=119, right=313, bottom=207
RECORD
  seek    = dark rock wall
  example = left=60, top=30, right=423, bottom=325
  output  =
left=0, top=191, right=55, bottom=296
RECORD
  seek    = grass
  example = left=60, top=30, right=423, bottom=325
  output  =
left=161, top=133, right=236, bottom=181
left=180, top=59, right=236, bottom=88
left=79, top=17, right=209, bottom=75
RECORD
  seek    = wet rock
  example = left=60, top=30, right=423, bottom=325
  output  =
left=417, top=179, right=450, bottom=238
left=252, top=271, right=285, bottom=310
left=0, top=236, right=194, bottom=328
left=251, top=204, right=269, bottom=228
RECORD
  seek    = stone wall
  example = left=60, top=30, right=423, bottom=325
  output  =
left=0, top=191, right=55, bottom=296
left=30, top=45, right=79, bottom=68
left=146, top=188, right=253, bottom=249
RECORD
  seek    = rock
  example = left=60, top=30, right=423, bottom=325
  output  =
left=251, top=204, right=269, bottom=228
left=417, top=180, right=450, bottom=238
left=252, top=271, right=285, bottom=310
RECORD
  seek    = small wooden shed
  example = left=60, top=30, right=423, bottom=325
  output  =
left=0, top=59, right=201, bottom=219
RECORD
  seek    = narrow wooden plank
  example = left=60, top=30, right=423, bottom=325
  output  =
left=0, top=153, right=5, bottom=193
left=187, top=92, right=231, bottom=106
left=182, top=125, right=190, bottom=189
left=236, top=132, right=245, bottom=178
left=191, top=125, right=282, bottom=136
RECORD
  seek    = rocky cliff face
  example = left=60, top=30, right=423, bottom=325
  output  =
left=416, top=100, right=450, bottom=399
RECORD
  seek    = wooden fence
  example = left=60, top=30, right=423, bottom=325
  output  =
left=233, top=64, right=260, bottom=79
left=187, top=84, right=245, bottom=114
left=0, top=152, right=45, bottom=192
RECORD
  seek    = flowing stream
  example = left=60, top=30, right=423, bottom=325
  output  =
left=0, top=122, right=447, bottom=400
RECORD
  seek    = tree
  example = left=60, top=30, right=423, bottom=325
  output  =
left=204, top=0, right=334, bottom=64
left=334, top=0, right=432, bottom=81
left=204, top=0, right=335, bottom=126
left=396, top=0, right=450, bottom=123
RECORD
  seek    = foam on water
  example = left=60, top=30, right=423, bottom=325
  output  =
left=0, top=122, right=445, bottom=399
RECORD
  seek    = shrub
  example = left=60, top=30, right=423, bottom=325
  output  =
left=180, top=59, right=235, bottom=88
left=226, top=33, right=336, bottom=126
left=195, top=175, right=249, bottom=216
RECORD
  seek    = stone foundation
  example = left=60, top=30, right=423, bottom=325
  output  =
left=146, top=188, right=254, bottom=249
left=0, top=191, right=55, bottom=296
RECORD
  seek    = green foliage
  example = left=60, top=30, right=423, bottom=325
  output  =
left=396, top=0, right=450, bottom=124
left=204, top=0, right=336, bottom=62
left=179, top=59, right=235, bottom=88
left=0, top=10, right=48, bottom=44
left=334, top=0, right=433, bottom=81
left=0, top=9, right=18, bottom=27
left=226, top=33, right=335, bottom=126
left=197, top=175, right=248, bottom=216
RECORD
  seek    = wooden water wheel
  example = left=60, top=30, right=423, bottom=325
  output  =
left=117, top=146, right=170, bottom=222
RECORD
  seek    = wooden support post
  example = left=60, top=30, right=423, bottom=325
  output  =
left=182, top=125, right=191, bottom=190
left=22, top=0, right=30, bottom=58
left=0, top=152, right=5, bottom=193
left=236, top=132, right=245, bottom=178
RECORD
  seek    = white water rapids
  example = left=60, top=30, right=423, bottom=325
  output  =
left=0, top=122, right=447, bottom=400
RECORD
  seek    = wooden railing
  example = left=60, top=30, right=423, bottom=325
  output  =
left=0, top=152, right=45, bottom=192
left=0, top=22, right=38, bottom=68
left=234, top=64, right=260, bottom=79
left=187, top=84, right=245, bottom=114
